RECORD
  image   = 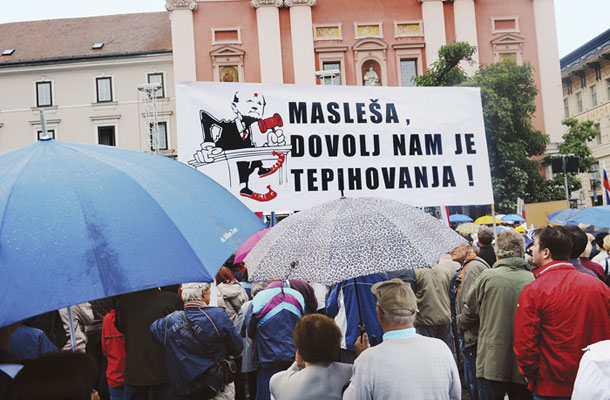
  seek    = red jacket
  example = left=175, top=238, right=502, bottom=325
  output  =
left=513, top=260, right=610, bottom=397
left=102, top=310, right=125, bottom=388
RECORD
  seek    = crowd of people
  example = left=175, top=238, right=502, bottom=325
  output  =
left=1, top=224, right=610, bottom=400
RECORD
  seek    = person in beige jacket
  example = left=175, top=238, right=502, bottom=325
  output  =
left=413, top=255, right=460, bottom=359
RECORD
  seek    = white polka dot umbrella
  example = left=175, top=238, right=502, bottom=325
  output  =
left=244, top=197, right=467, bottom=285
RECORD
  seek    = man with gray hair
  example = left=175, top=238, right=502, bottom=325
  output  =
left=343, top=278, right=460, bottom=399
left=458, top=229, right=534, bottom=399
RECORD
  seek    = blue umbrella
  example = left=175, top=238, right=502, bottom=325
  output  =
left=501, top=214, right=525, bottom=223
left=0, top=139, right=265, bottom=327
left=449, top=213, right=473, bottom=223
left=564, top=206, right=610, bottom=228
left=546, top=208, right=581, bottom=225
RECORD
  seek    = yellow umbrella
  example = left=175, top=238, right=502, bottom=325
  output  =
left=516, top=226, right=527, bottom=233
left=474, top=215, right=504, bottom=225
left=456, top=223, right=480, bottom=234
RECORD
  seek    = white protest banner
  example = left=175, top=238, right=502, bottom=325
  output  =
left=176, top=81, right=493, bottom=212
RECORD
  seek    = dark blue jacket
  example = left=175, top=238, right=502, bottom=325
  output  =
left=150, top=303, right=243, bottom=396
left=245, top=284, right=305, bottom=367
left=326, top=273, right=386, bottom=351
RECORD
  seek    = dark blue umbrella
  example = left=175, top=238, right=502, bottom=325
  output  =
left=449, top=213, right=473, bottom=223
left=501, top=214, right=526, bottom=223
left=563, top=206, right=610, bottom=228
left=546, top=208, right=582, bottom=225
left=0, top=139, right=265, bottom=327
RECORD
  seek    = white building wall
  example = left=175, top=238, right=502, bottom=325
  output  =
left=0, top=55, right=176, bottom=155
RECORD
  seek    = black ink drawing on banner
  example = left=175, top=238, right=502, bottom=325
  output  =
left=188, top=90, right=292, bottom=202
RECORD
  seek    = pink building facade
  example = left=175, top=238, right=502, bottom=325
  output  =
left=166, top=0, right=564, bottom=141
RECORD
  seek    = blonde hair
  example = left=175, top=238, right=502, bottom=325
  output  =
left=603, top=235, right=610, bottom=252
left=580, top=241, right=592, bottom=258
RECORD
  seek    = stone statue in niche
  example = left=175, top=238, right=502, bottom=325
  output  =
left=363, top=66, right=380, bottom=86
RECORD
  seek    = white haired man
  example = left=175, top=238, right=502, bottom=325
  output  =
left=458, top=229, right=534, bottom=399
left=150, top=283, right=243, bottom=400
left=343, top=278, right=460, bottom=399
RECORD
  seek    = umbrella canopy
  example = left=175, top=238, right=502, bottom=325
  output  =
left=244, top=197, right=466, bottom=285
left=234, top=227, right=272, bottom=264
left=501, top=214, right=525, bottom=223
left=456, top=223, right=480, bottom=234
left=0, top=139, right=265, bottom=327
left=562, top=206, right=610, bottom=228
left=516, top=226, right=527, bottom=233
left=449, top=213, right=473, bottom=223
left=546, top=208, right=581, bottom=225
left=474, top=215, right=504, bottom=225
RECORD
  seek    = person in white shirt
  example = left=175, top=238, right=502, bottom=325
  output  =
left=343, top=278, right=461, bottom=400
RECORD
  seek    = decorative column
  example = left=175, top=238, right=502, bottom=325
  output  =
left=252, top=0, right=284, bottom=83
left=165, top=0, right=198, bottom=81
left=532, top=0, right=565, bottom=142
left=453, top=0, right=479, bottom=75
left=420, top=0, right=446, bottom=67
left=285, top=0, right=316, bottom=85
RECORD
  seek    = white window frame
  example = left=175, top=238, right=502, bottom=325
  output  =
left=315, top=47, right=348, bottom=85
left=91, top=115, right=121, bottom=147
left=563, top=98, right=569, bottom=119
left=591, top=84, right=598, bottom=107
left=576, top=92, right=583, bottom=113
left=321, top=61, right=342, bottom=86
left=211, top=27, right=242, bottom=45
left=393, top=43, right=424, bottom=88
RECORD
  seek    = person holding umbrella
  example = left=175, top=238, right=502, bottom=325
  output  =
left=326, top=273, right=386, bottom=364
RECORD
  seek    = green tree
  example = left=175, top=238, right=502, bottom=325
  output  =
left=416, top=42, right=549, bottom=212
left=414, top=42, right=476, bottom=87
left=541, top=118, right=599, bottom=199
left=467, top=60, right=549, bottom=211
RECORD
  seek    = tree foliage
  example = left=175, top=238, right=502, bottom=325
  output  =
left=417, top=42, right=550, bottom=212
left=414, top=42, right=476, bottom=87
left=540, top=118, right=599, bottom=199
left=467, top=60, right=548, bottom=211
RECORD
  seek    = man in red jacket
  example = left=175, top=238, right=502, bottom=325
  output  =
left=514, top=226, right=610, bottom=399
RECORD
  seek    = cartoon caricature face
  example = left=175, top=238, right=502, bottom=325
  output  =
left=232, top=90, right=266, bottom=119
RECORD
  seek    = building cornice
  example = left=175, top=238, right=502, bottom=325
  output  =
left=251, top=0, right=283, bottom=8
left=284, top=0, right=316, bottom=6
left=165, top=0, right=197, bottom=11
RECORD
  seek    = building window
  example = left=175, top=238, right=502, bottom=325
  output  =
left=321, top=62, right=341, bottom=85
left=96, top=77, right=113, bottom=103
left=591, top=85, right=598, bottom=107
left=37, top=129, right=55, bottom=140
left=499, top=53, right=517, bottom=62
left=595, top=123, right=601, bottom=145
left=564, top=98, right=569, bottom=119
left=606, top=78, right=610, bottom=101
left=147, top=73, right=164, bottom=98
left=150, top=122, right=168, bottom=151
left=36, top=81, right=52, bottom=107
left=98, top=126, right=116, bottom=146
left=576, top=92, right=583, bottom=113
left=400, top=59, right=417, bottom=87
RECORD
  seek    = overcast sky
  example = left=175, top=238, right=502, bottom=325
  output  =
left=0, top=0, right=607, bottom=58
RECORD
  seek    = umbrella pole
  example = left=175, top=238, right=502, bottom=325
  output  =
left=353, top=278, right=366, bottom=343
left=67, top=305, right=77, bottom=352
left=491, top=203, right=498, bottom=240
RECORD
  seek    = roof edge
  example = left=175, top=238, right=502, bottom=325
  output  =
left=0, top=50, right=173, bottom=68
